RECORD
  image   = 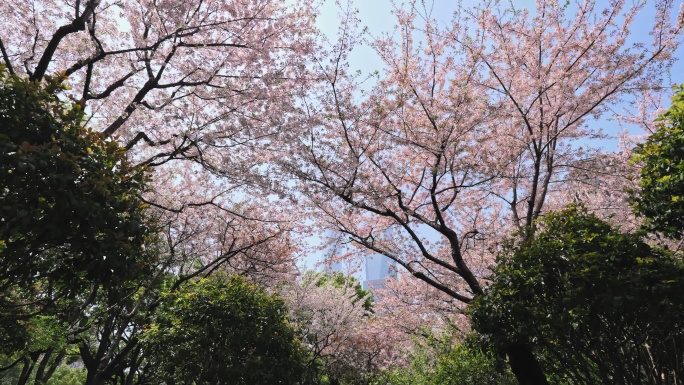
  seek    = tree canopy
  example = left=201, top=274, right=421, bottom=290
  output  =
left=142, top=275, right=306, bottom=385
left=471, top=206, right=684, bottom=385
left=0, top=67, right=154, bottom=293
left=378, top=333, right=516, bottom=385
left=0, top=67, right=156, bottom=372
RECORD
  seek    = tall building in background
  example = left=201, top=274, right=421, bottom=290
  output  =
left=322, top=229, right=354, bottom=275
left=362, top=227, right=398, bottom=291
left=362, top=254, right=397, bottom=291
left=322, top=229, right=398, bottom=291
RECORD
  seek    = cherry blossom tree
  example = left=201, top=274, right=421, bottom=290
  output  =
left=286, top=0, right=684, bottom=383
left=0, top=0, right=319, bottom=281
left=283, top=272, right=373, bottom=383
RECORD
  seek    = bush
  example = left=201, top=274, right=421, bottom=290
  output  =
left=471, top=206, right=684, bottom=385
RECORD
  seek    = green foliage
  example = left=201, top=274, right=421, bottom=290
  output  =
left=632, top=84, right=684, bottom=239
left=376, top=334, right=516, bottom=385
left=45, top=365, right=87, bottom=385
left=0, top=68, right=158, bottom=382
left=0, top=363, right=87, bottom=385
left=471, top=206, right=684, bottom=385
left=0, top=287, right=33, bottom=356
left=0, top=68, right=154, bottom=294
left=142, top=274, right=307, bottom=385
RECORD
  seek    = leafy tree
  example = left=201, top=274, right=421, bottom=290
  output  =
left=0, top=67, right=154, bottom=295
left=0, top=363, right=87, bottom=385
left=0, top=67, right=157, bottom=384
left=45, top=365, right=87, bottom=385
left=378, top=335, right=516, bottom=385
left=470, top=206, right=684, bottom=385
left=633, top=85, right=684, bottom=239
left=142, top=274, right=306, bottom=385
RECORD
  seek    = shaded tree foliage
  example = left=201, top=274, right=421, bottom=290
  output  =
left=142, top=274, right=307, bottom=385
left=377, top=334, right=516, bottom=385
left=471, top=206, right=684, bottom=385
left=0, top=362, right=86, bottom=385
left=0, top=67, right=157, bottom=384
left=0, top=67, right=154, bottom=295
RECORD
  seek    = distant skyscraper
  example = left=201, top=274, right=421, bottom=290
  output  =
left=362, top=254, right=397, bottom=291
left=322, top=229, right=354, bottom=275
left=321, top=229, right=397, bottom=290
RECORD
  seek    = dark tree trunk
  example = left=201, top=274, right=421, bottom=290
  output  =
left=16, top=357, right=35, bottom=385
left=506, top=344, right=549, bottom=385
